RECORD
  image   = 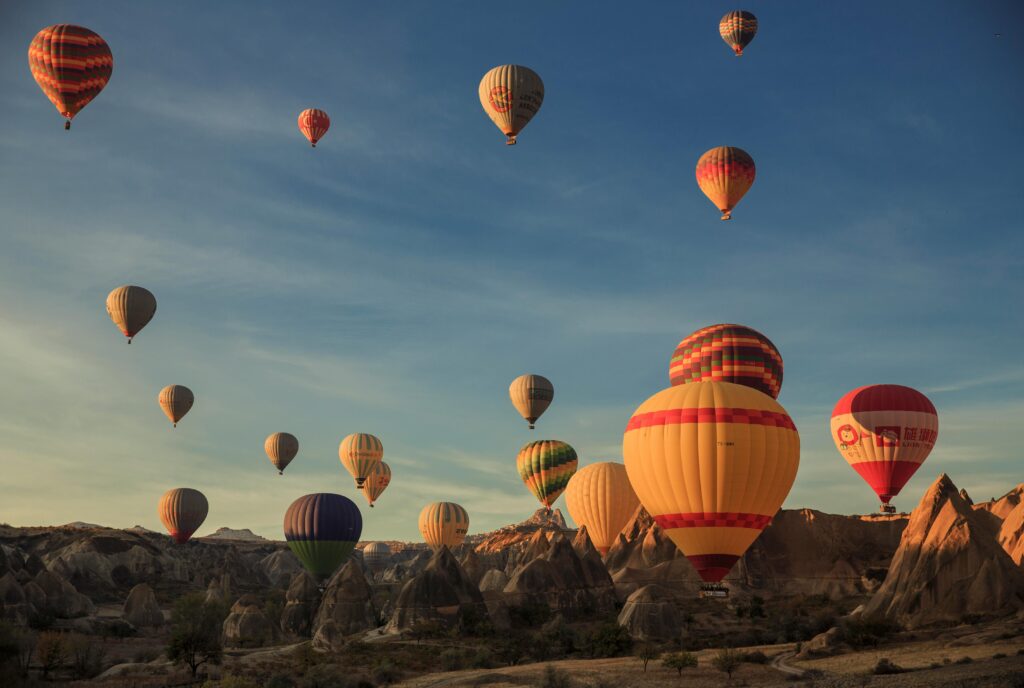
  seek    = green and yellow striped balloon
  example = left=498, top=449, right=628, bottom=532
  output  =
left=516, top=440, right=578, bottom=510
left=339, top=433, right=383, bottom=488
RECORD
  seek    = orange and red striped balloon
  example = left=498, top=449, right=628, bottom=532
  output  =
left=719, top=11, right=758, bottom=56
left=831, top=385, right=938, bottom=510
left=669, top=324, right=783, bottom=399
left=695, top=146, right=756, bottom=220
left=298, top=108, right=330, bottom=147
left=28, top=25, right=113, bottom=130
left=624, top=382, right=800, bottom=583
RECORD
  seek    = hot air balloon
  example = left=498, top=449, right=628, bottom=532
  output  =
left=298, top=108, right=330, bottom=147
left=105, top=286, right=156, bottom=344
left=478, top=65, right=544, bottom=145
left=669, top=324, right=783, bottom=399
left=696, top=146, right=755, bottom=220
left=284, top=493, right=362, bottom=581
left=338, top=433, right=383, bottom=488
left=158, top=385, right=193, bottom=427
left=158, top=488, right=208, bottom=544
left=509, top=374, right=554, bottom=429
left=720, top=11, right=758, bottom=56
left=361, top=461, right=391, bottom=508
left=623, top=381, right=799, bottom=589
left=516, top=440, right=578, bottom=511
left=418, top=502, right=469, bottom=550
left=831, top=385, right=938, bottom=513
left=265, top=432, right=299, bottom=475
left=564, top=462, right=640, bottom=555
left=362, top=542, right=391, bottom=572
left=28, top=25, right=113, bottom=130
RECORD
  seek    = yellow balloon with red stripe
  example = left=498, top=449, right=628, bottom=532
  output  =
left=623, top=381, right=799, bottom=582
left=361, top=461, right=391, bottom=508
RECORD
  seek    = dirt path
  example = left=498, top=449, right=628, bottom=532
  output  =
left=770, top=650, right=805, bottom=677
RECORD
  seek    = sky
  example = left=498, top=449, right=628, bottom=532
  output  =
left=0, top=1, right=1022, bottom=541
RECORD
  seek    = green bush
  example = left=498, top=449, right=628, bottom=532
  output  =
left=711, top=648, right=742, bottom=679
left=372, top=659, right=402, bottom=685
left=440, top=648, right=469, bottom=671
left=266, top=674, right=296, bottom=688
left=662, top=651, right=698, bottom=675
left=67, top=632, right=107, bottom=679
left=741, top=650, right=768, bottom=664
left=841, top=618, right=900, bottom=648
left=470, top=647, right=495, bottom=669
left=539, top=616, right=577, bottom=659
left=584, top=623, right=633, bottom=658
left=872, top=657, right=904, bottom=675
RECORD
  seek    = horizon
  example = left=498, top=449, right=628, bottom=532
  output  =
left=1, top=1, right=1022, bottom=542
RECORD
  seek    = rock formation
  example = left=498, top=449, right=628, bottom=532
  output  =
left=616, top=584, right=680, bottom=640
left=504, top=532, right=615, bottom=618
left=385, top=546, right=489, bottom=633
left=281, top=571, right=320, bottom=637
left=863, top=474, right=1024, bottom=628
left=33, top=569, right=94, bottom=617
left=223, top=594, right=276, bottom=647
left=478, top=568, right=508, bottom=593
left=257, top=549, right=303, bottom=588
left=997, top=500, right=1024, bottom=566
left=122, top=583, right=163, bottom=628
left=311, top=560, right=377, bottom=650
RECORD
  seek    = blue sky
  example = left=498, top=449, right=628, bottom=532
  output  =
left=0, top=1, right=1021, bottom=541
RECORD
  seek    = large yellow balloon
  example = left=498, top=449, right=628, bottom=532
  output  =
left=623, top=381, right=799, bottom=582
left=418, top=502, right=469, bottom=550
left=564, top=462, right=640, bottom=555
left=478, top=65, right=544, bottom=145
left=158, top=385, right=194, bottom=428
left=509, top=374, right=554, bottom=429
left=339, top=433, right=383, bottom=488
left=695, top=146, right=756, bottom=220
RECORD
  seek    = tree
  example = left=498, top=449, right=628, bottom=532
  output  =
left=637, top=643, right=660, bottom=672
left=166, top=593, right=226, bottom=677
left=36, top=631, right=66, bottom=679
left=712, top=648, right=742, bottom=681
left=67, top=632, right=106, bottom=679
left=662, top=651, right=698, bottom=676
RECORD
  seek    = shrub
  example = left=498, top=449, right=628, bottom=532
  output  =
left=539, top=616, right=577, bottom=659
left=166, top=593, right=226, bottom=677
left=954, top=656, right=973, bottom=665
left=441, top=648, right=469, bottom=671
left=300, top=663, right=366, bottom=688
left=67, top=632, right=107, bottom=679
left=872, top=658, right=905, bottom=675
left=841, top=618, right=900, bottom=648
left=662, top=651, right=698, bottom=675
left=510, top=600, right=552, bottom=628
left=470, top=647, right=495, bottom=669
left=742, top=650, right=768, bottom=664
left=993, top=652, right=1007, bottom=659
left=372, top=659, right=402, bottom=685
left=637, top=642, right=660, bottom=672
left=538, top=664, right=573, bottom=688
left=266, top=674, right=296, bottom=688
left=585, top=623, right=633, bottom=658
left=36, top=631, right=66, bottom=679
left=203, top=675, right=260, bottom=688
left=711, top=648, right=742, bottom=679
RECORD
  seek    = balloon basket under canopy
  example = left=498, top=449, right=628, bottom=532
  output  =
left=880, top=504, right=896, bottom=514
left=699, top=583, right=729, bottom=599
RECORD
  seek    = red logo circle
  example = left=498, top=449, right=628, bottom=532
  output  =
left=489, top=86, right=513, bottom=113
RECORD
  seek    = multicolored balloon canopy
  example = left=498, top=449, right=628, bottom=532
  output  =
left=361, top=461, right=391, bottom=507
left=564, top=461, right=640, bottom=555
left=418, top=501, right=469, bottom=550
left=669, top=323, right=783, bottom=399
left=339, top=433, right=383, bottom=488
left=284, top=493, right=362, bottom=581
left=28, top=24, right=113, bottom=129
left=831, top=384, right=938, bottom=510
left=695, top=146, right=756, bottom=220
left=719, top=10, right=758, bottom=56
left=297, top=108, right=330, bottom=147
left=623, top=381, right=800, bottom=582
left=478, top=64, right=544, bottom=145
left=516, top=440, right=578, bottom=510
left=158, top=488, right=208, bottom=544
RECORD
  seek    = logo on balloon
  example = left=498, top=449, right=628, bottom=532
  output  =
left=490, top=86, right=513, bottom=113
left=836, top=424, right=859, bottom=448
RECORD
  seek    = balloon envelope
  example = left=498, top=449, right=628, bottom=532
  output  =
left=284, top=493, right=362, bottom=581
left=830, top=385, right=938, bottom=507
left=362, top=542, right=391, bottom=571
left=265, top=432, right=299, bottom=474
left=158, top=488, right=208, bottom=544
left=28, top=24, right=113, bottom=128
left=720, top=11, right=758, bottom=56
left=696, top=146, right=755, bottom=220
left=418, top=502, right=469, bottom=550
left=516, top=440, right=578, bottom=509
left=298, top=108, right=329, bottom=147
left=361, top=461, right=391, bottom=507
left=106, top=286, right=156, bottom=343
left=339, top=433, right=383, bottom=488
left=478, top=65, right=544, bottom=144
left=623, top=381, right=800, bottom=582
left=509, top=374, right=554, bottom=429
left=669, top=324, right=783, bottom=399
left=158, top=385, right=194, bottom=427
left=564, top=462, right=640, bottom=555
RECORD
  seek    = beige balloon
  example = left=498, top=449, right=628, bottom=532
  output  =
left=105, top=285, right=156, bottom=343
left=418, top=502, right=469, bottom=550
left=158, top=385, right=194, bottom=427
left=265, top=432, right=299, bottom=475
left=509, top=374, right=554, bottom=429
left=158, top=487, right=208, bottom=544
left=478, top=65, right=544, bottom=145
left=565, top=462, right=640, bottom=555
